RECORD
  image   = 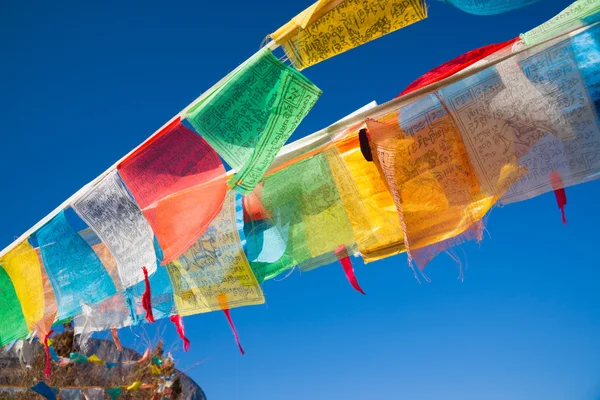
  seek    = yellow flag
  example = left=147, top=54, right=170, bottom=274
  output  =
left=330, top=129, right=406, bottom=262
left=270, top=0, right=427, bottom=70
left=126, top=381, right=142, bottom=391
left=0, top=241, right=44, bottom=330
left=167, top=190, right=264, bottom=316
left=87, top=354, right=105, bottom=364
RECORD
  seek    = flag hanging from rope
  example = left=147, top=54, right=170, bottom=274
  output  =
left=270, top=0, right=427, bottom=70
left=187, top=47, right=321, bottom=194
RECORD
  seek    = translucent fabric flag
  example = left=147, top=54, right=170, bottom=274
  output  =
left=187, top=48, right=322, bottom=194
left=72, top=171, right=157, bottom=288
left=236, top=189, right=297, bottom=282
left=0, top=266, right=28, bottom=347
left=520, top=0, right=600, bottom=46
left=0, top=241, right=44, bottom=330
left=439, top=23, right=600, bottom=206
left=83, top=388, right=104, bottom=400
left=118, top=119, right=227, bottom=264
left=256, top=151, right=357, bottom=272
left=166, top=190, right=264, bottom=316
left=73, top=294, right=132, bottom=337
left=331, top=127, right=406, bottom=263
left=441, top=0, right=541, bottom=15
left=397, top=38, right=519, bottom=97
left=270, top=0, right=427, bottom=70
left=60, top=389, right=83, bottom=400
left=366, top=94, right=509, bottom=270
left=31, top=211, right=117, bottom=320
left=32, top=260, right=58, bottom=342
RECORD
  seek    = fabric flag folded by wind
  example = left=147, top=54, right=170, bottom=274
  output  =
left=236, top=189, right=297, bottom=282
left=270, top=0, right=427, bottom=70
left=118, top=119, right=227, bottom=265
left=0, top=241, right=44, bottom=330
left=330, top=126, right=406, bottom=262
left=366, top=94, right=507, bottom=270
left=440, top=0, right=541, bottom=15
left=187, top=48, right=322, bottom=194
left=31, top=211, right=117, bottom=320
left=125, top=238, right=176, bottom=324
left=520, top=0, right=600, bottom=46
left=397, top=38, right=518, bottom=97
left=256, top=151, right=358, bottom=272
left=72, top=171, right=157, bottom=288
left=166, top=190, right=265, bottom=316
left=439, top=23, right=600, bottom=206
left=0, top=266, right=28, bottom=347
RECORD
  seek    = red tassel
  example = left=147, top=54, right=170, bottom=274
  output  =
left=223, top=308, right=245, bottom=355
left=141, top=266, right=155, bottom=323
left=170, top=315, right=190, bottom=352
left=549, top=171, right=568, bottom=225
left=335, top=245, right=366, bottom=295
left=43, top=329, right=54, bottom=378
left=110, top=328, right=123, bottom=351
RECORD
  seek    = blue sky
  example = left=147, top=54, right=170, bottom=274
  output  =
left=2, top=0, right=600, bottom=399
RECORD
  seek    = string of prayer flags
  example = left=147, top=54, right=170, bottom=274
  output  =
left=118, top=119, right=227, bottom=265
left=397, top=38, right=519, bottom=97
left=270, top=0, right=427, bottom=70
left=439, top=23, right=600, bottom=207
left=440, top=0, right=541, bottom=15
left=187, top=47, right=322, bottom=194
left=520, top=0, right=600, bottom=46
left=72, top=171, right=157, bottom=288
left=0, top=266, right=28, bottom=347
left=31, top=211, right=117, bottom=320
left=0, top=241, right=45, bottom=330
left=256, top=151, right=357, bottom=272
left=31, top=381, right=57, bottom=400
left=366, top=94, right=500, bottom=270
left=166, top=190, right=265, bottom=316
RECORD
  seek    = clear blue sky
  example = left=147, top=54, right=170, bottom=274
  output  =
left=2, top=0, right=600, bottom=399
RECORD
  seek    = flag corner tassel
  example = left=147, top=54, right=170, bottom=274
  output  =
left=335, top=245, right=366, bottom=295
left=170, top=315, right=191, bottom=352
left=549, top=171, right=568, bottom=225
left=223, top=308, right=245, bottom=355
left=43, top=329, right=54, bottom=378
left=141, top=266, right=155, bottom=323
